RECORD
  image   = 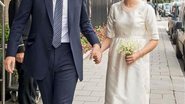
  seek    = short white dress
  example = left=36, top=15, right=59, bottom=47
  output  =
left=105, top=1, right=159, bottom=104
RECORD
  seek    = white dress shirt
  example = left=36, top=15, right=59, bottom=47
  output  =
left=53, top=0, right=69, bottom=43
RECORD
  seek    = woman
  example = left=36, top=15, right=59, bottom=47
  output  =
left=101, top=0, right=159, bottom=104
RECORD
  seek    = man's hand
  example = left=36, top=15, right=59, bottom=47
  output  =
left=4, top=56, right=16, bottom=73
left=90, top=44, right=102, bottom=64
left=16, top=52, right=24, bottom=63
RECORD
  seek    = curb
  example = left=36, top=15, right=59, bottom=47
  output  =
left=83, top=50, right=91, bottom=59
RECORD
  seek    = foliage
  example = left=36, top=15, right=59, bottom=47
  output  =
left=0, top=49, right=3, bottom=76
left=94, top=26, right=106, bottom=42
left=153, top=0, right=172, bottom=3
left=81, top=26, right=106, bottom=53
left=0, top=49, right=2, bottom=68
left=0, top=24, right=10, bottom=44
left=81, top=36, right=90, bottom=53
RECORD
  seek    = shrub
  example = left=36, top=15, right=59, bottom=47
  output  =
left=81, top=26, right=106, bottom=53
left=0, top=24, right=10, bottom=44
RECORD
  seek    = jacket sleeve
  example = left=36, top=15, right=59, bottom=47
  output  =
left=8, top=0, right=25, bottom=54
left=8, top=0, right=16, bottom=27
left=80, top=0, right=100, bottom=46
left=6, top=0, right=32, bottom=56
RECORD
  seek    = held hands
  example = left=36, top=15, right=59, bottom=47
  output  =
left=90, top=44, right=102, bottom=64
left=125, top=51, right=142, bottom=65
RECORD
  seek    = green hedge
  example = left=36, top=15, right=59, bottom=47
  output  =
left=0, top=24, right=10, bottom=44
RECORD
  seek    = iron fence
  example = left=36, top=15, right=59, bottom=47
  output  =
left=87, top=0, right=121, bottom=26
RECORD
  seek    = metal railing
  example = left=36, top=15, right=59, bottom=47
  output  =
left=87, top=0, right=121, bottom=26
left=0, top=1, right=5, bottom=104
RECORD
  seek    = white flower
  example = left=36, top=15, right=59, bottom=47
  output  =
left=118, top=39, right=139, bottom=56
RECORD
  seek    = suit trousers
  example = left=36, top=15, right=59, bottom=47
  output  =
left=37, top=43, right=78, bottom=104
left=16, top=62, right=37, bottom=104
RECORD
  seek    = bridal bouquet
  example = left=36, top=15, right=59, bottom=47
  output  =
left=118, top=40, right=139, bottom=56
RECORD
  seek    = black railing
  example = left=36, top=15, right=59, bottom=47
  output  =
left=87, top=0, right=121, bottom=26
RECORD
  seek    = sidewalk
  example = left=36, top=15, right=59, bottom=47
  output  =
left=73, top=24, right=185, bottom=104
left=4, top=21, right=185, bottom=104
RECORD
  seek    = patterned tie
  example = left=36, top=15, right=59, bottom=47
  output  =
left=52, top=0, right=63, bottom=48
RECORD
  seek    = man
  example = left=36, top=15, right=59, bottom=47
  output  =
left=8, top=0, right=39, bottom=103
left=168, top=3, right=179, bottom=36
left=5, top=0, right=102, bottom=104
left=171, top=3, right=179, bottom=20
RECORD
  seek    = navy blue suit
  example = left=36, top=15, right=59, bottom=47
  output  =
left=7, top=0, right=100, bottom=103
left=7, top=0, right=99, bottom=80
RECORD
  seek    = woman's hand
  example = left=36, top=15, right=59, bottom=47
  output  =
left=125, top=40, right=159, bottom=65
left=125, top=51, right=141, bottom=65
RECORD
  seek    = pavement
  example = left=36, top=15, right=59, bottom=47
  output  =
left=4, top=20, right=185, bottom=104
left=73, top=20, right=185, bottom=104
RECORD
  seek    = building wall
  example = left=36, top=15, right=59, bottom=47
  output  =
left=1, top=0, right=10, bottom=23
left=5, top=0, right=10, bottom=23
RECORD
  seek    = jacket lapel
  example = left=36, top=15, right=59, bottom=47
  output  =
left=44, top=0, right=54, bottom=27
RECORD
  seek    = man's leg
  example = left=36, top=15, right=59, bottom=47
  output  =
left=30, top=79, right=40, bottom=103
left=24, top=77, right=38, bottom=104
left=53, top=43, right=78, bottom=104
left=36, top=47, right=55, bottom=104
left=37, top=72, right=53, bottom=104
left=16, top=62, right=24, bottom=103
left=37, top=44, right=78, bottom=104
left=16, top=62, right=38, bottom=104
left=53, top=67, right=78, bottom=104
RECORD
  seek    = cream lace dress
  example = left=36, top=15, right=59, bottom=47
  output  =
left=105, top=1, right=159, bottom=104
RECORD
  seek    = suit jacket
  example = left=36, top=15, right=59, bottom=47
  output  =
left=8, top=0, right=31, bottom=53
left=6, top=0, right=100, bottom=80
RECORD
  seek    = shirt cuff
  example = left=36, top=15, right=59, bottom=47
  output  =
left=151, top=34, right=159, bottom=40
